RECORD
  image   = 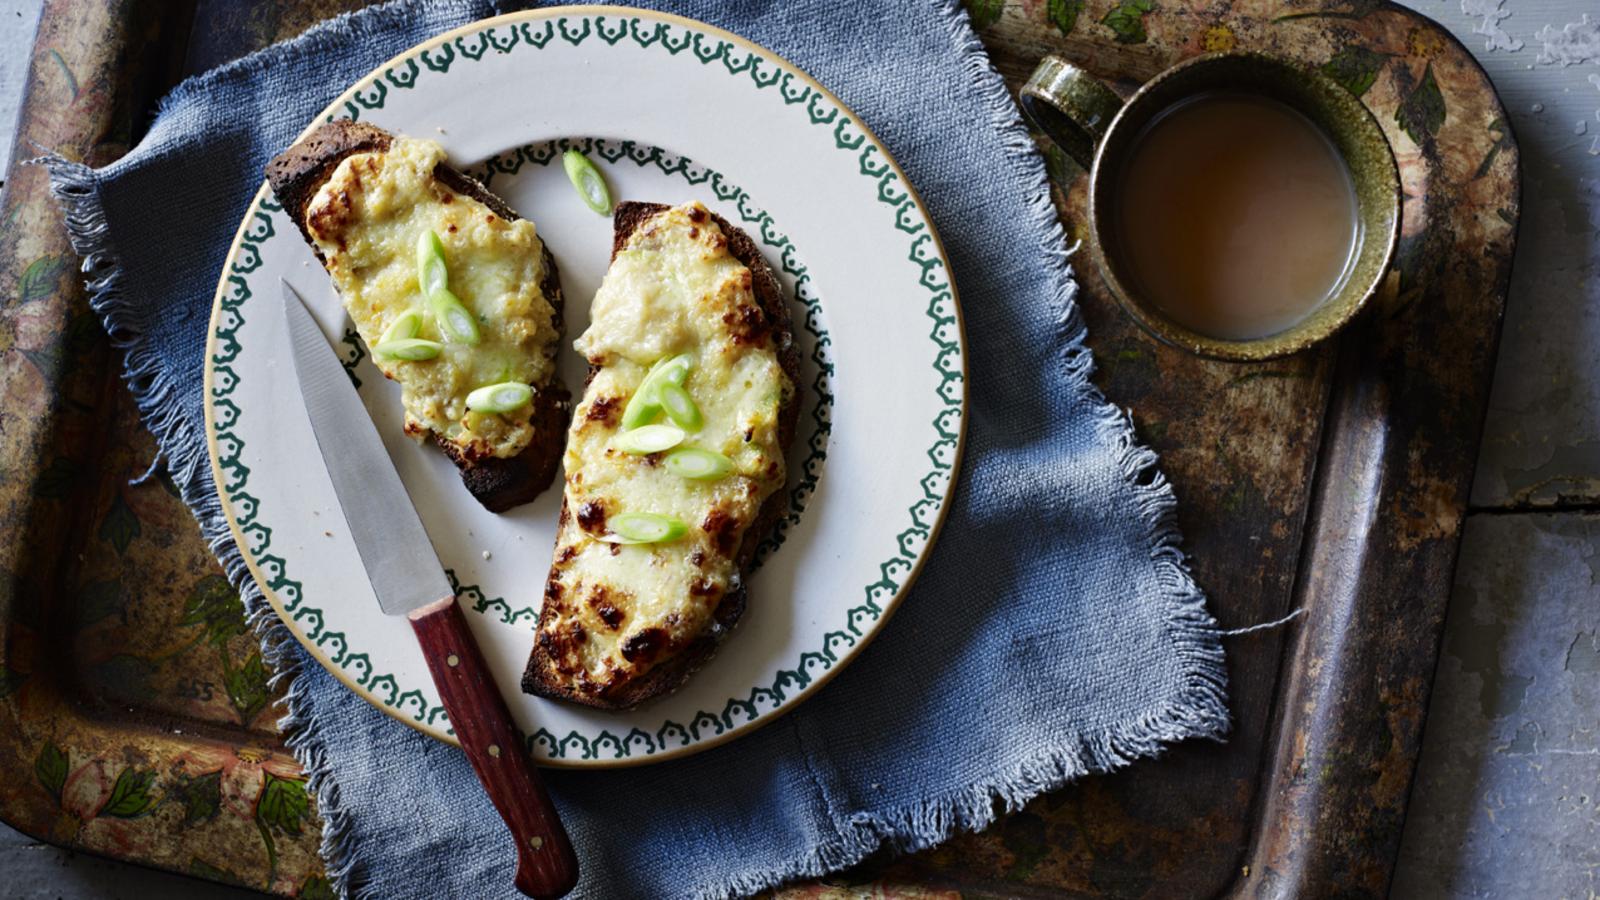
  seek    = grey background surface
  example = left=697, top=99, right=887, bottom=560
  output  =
left=2, top=0, right=1597, bottom=896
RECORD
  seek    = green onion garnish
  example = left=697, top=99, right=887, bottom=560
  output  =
left=465, top=381, right=532, bottom=413
left=562, top=150, right=612, bottom=215
left=658, top=383, right=703, bottom=431
left=417, top=230, right=450, bottom=296
left=619, top=393, right=661, bottom=432
left=621, top=354, right=696, bottom=431
left=664, top=447, right=732, bottom=481
left=428, top=287, right=481, bottom=345
left=373, top=338, right=443, bottom=361
left=599, top=512, right=687, bottom=544
left=655, top=353, right=693, bottom=387
left=416, top=230, right=480, bottom=345
left=614, top=424, right=686, bottom=455
left=379, top=309, right=423, bottom=344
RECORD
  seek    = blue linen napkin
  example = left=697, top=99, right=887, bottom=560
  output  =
left=45, top=0, right=1229, bottom=896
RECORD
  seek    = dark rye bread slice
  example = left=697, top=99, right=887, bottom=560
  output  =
left=522, top=201, right=800, bottom=709
left=265, top=120, right=570, bottom=512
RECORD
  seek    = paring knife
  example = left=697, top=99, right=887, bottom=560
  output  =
left=281, top=280, right=579, bottom=899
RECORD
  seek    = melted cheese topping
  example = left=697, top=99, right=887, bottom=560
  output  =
left=539, top=203, right=791, bottom=699
left=304, top=136, right=559, bottom=459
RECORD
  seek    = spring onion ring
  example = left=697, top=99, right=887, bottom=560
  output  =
left=599, top=512, right=688, bottom=544
left=614, top=424, right=687, bottom=455
left=416, top=230, right=480, bottom=345
left=562, top=150, right=613, bottom=215
left=379, top=308, right=423, bottom=344
left=373, top=338, right=443, bottom=361
left=465, top=382, right=533, bottom=413
left=664, top=447, right=732, bottom=481
left=658, top=382, right=703, bottom=432
left=621, top=353, right=696, bottom=431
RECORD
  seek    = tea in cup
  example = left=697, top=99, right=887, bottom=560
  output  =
left=1021, top=53, right=1401, bottom=361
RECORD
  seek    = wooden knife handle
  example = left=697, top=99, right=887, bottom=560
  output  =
left=409, top=596, right=579, bottom=899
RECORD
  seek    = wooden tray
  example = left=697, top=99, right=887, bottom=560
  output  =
left=0, top=0, right=1516, bottom=896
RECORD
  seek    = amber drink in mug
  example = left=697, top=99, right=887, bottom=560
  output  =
left=1021, top=53, right=1401, bottom=361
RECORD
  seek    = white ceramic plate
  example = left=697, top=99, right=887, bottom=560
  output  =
left=205, top=6, right=965, bottom=766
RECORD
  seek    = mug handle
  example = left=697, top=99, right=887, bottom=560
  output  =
left=1020, top=56, right=1127, bottom=170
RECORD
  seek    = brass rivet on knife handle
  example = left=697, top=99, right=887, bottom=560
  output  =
left=409, top=596, right=580, bottom=898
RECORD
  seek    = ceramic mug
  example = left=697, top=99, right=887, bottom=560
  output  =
left=1020, top=52, right=1401, bottom=362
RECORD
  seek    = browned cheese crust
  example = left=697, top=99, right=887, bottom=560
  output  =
left=265, top=120, right=570, bottom=512
left=521, top=201, right=800, bottom=709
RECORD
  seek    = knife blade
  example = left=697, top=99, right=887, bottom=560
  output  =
left=281, top=280, right=452, bottom=615
left=281, top=280, right=579, bottom=899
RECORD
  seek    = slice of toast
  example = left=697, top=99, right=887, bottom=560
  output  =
left=522, top=201, right=800, bottom=709
left=266, top=121, right=569, bottom=512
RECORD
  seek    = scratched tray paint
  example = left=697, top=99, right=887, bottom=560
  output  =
left=0, top=0, right=1515, bottom=897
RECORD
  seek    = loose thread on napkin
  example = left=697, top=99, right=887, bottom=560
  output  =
left=1219, top=607, right=1306, bottom=636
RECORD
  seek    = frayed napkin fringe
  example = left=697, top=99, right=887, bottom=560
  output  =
left=932, top=0, right=1229, bottom=740
left=711, top=679, right=1230, bottom=900
left=40, top=153, right=366, bottom=898
left=929, top=0, right=1230, bottom=753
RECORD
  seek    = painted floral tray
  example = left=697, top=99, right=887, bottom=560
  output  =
left=0, top=0, right=1514, bottom=896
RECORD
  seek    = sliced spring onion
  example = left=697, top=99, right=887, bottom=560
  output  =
left=465, top=381, right=532, bottom=413
left=373, top=338, right=443, bottom=361
left=658, top=382, right=703, bottom=431
left=428, top=287, right=481, bottom=345
left=620, top=354, right=697, bottom=431
left=614, top=423, right=686, bottom=455
left=598, top=512, right=687, bottom=544
left=562, top=150, right=613, bottom=215
left=655, top=353, right=694, bottom=387
left=416, top=229, right=480, bottom=344
left=619, top=395, right=661, bottom=432
left=416, top=230, right=450, bottom=296
left=664, top=447, right=732, bottom=481
left=379, top=308, right=424, bottom=344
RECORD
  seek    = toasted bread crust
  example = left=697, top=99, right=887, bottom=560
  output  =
left=265, top=121, right=569, bottom=513
left=522, top=202, right=800, bottom=709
